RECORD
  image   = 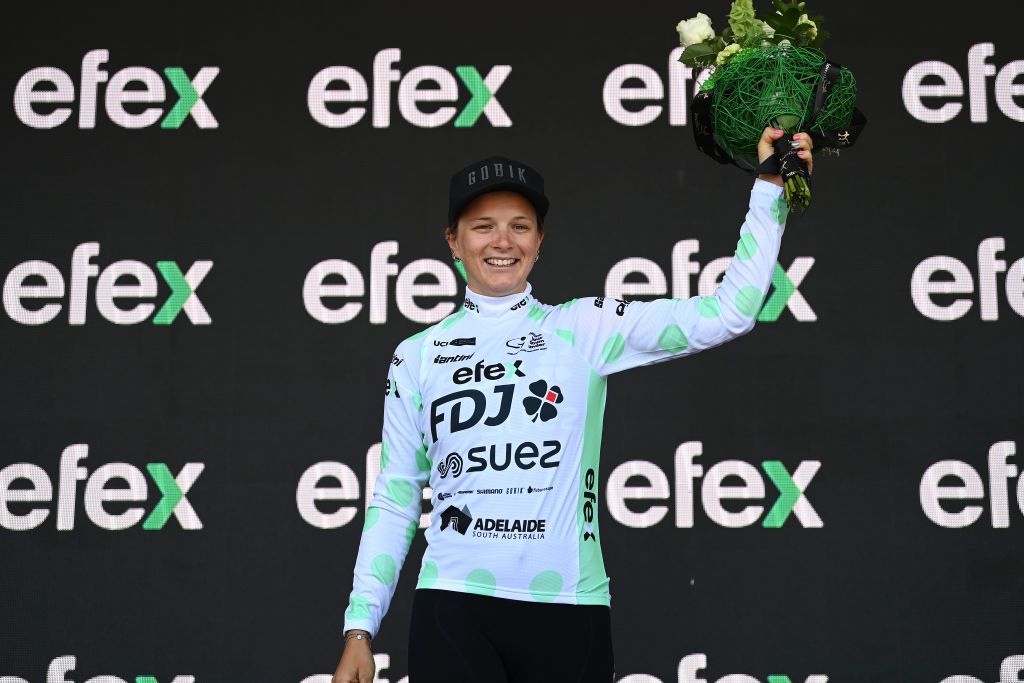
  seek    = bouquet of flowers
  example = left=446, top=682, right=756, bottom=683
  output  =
left=676, top=0, right=865, bottom=212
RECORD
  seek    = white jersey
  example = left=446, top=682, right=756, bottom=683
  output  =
left=344, top=180, right=788, bottom=636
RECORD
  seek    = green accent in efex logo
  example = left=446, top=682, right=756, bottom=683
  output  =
left=153, top=261, right=194, bottom=324
left=454, top=66, right=493, bottom=128
left=161, top=67, right=201, bottom=129
left=757, top=263, right=795, bottom=322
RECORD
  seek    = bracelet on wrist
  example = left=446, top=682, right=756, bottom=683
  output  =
left=345, top=631, right=372, bottom=646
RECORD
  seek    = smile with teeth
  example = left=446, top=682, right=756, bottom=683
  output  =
left=485, top=257, right=518, bottom=267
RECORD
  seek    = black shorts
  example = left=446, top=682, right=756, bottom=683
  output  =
left=408, top=588, right=614, bottom=683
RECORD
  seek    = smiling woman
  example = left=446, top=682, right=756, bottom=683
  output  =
left=446, top=190, right=544, bottom=298
left=333, top=143, right=809, bottom=683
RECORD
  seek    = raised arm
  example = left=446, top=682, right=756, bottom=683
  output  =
left=544, top=128, right=812, bottom=376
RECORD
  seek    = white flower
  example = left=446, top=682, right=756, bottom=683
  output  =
left=759, top=20, right=775, bottom=38
left=676, top=12, right=715, bottom=47
left=798, top=13, right=817, bottom=40
left=716, top=43, right=742, bottom=65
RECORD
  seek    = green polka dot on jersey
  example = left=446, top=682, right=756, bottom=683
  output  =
left=735, top=286, right=764, bottom=318
left=601, top=333, right=625, bottom=364
left=554, top=328, right=575, bottom=346
left=529, top=571, right=564, bottom=602
left=419, top=560, right=439, bottom=588
left=415, top=443, right=430, bottom=471
left=658, top=325, right=688, bottom=353
left=735, top=232, right=758, bottom=260
left=405, top=520, right=417, bottom=545
left=371, top=554, right=397, bottom=585
left=527, top=304, right=548, bottom=321
left=346, top=595, right=371, bottom=621
left=771, top=194, right=790, bottom=224
left=363, top=506, right=381, bottom=531
left=454, top=258, right=468, bottom=282
left=412, top=393, right=424, bottom=412
left=465, top=569, right=497, bottom=596
left=442, top=310, right=467, bottom=329
left=699, top=296, right=720, bottom=318
left=380, top=442, right=390, bottom=470
left=386, top=479, right=414, bottom=507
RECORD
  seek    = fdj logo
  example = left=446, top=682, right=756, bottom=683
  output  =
left=2, top=656, right=195, bottom=683
left=14, top=49, right=217, bottom=129
left=606, top=442, right=822, bottom=529
left=0, top=444, right=204, bottom=531
left=2, top=242, right=211, bottom=326
left=308, top=48, right=511, bottom=128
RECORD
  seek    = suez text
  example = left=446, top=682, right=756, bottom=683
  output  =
left=0, top=445, right=204, bottom=532
left=911, top=237, right=1024, bottom=321
left=902, top=43, right=1024, bottom=123
left=307, top=48, right=510, bottom=129
left=920, top=440, right=1024, bottom=528
left=13, top=49, right=217, bottom=130
left=2, top=242, right=211, bottom=326
left=302, top=241, right=814, bottom=325
left=2, top=656, right=194, bottom=683
left=294, top=440, right=822, bottom=531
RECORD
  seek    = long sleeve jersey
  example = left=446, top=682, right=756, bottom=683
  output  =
left=343, top=179, right=788, bottom=636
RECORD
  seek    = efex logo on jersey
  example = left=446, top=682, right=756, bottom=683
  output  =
left=308, top=48, right=511, bottom=128
left=0, top=444, right=204, bottom=531
left=3, top=242, right=212, bottom=326
left=14, top=49, right=217, bottom=129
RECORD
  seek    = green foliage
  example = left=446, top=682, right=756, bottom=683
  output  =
left=728, top=0, right=758, bottom=40
left=678, top=0, right=829, bottom=68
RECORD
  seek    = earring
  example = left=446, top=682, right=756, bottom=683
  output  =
left=534, top=251, right=540, bottom=263
left=452, top=253, right=461, bottom=262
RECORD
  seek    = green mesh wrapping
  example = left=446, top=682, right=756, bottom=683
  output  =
left=700, top=45, right=857, bottom=170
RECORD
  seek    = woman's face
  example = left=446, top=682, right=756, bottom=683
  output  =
left=447, top=191, right=544, bottom=298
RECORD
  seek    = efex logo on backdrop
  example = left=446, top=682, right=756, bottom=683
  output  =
left=14, top=49, right=217, bottom=129
left=911, top=237, right=1024, bottom=321
left=903, top=43, right=1024, bottom=123
left=0, top=444, right=204, bottom=531
left=2, top=242, right=212, bottom=326
left=619, top=653, right=827, bottom=683
left=606, top=240, right=817, bottom=322
left=605, top=441, right=822, bottom=529
left=920, top=440, right=1023, bottom=528
left=308, top=48, right=511, bottom=128
left=1, top=656, right=195, bottom=683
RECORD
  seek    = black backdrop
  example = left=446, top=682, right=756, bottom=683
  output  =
left=2, top=2, right=1023, bottom=681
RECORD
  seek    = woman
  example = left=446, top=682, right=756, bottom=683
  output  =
left=333, top=127, right=813, bottom=683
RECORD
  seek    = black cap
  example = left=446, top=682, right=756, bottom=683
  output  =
left=448, top=156, right=549, bottom=226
